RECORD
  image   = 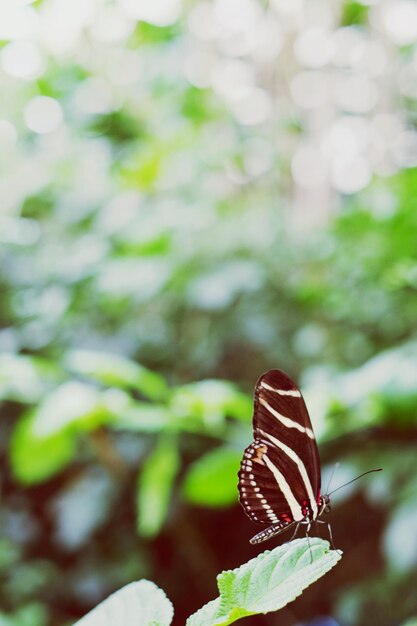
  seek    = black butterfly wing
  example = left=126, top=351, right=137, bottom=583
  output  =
left=253, top=369, right=321, bottom=496
left=238, top=369, right=321, bottom=527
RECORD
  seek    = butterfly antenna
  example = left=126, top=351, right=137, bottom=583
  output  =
left=328, top=468, right=382, bottom=496
left=324, top=462, right=340, bottom=495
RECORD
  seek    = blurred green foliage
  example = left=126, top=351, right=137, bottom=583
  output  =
left=137, top=435, right=180, bottom=538
left=1, top=0, right=417, bottom=625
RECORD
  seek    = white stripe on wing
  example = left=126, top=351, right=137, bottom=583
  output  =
left=259, top=397, right=315, bottom=439
left=259, top=429, right=318, bottom=518
left=262, top=455, right=304, bottom=521
left=260, top=381, right=302, bottom=397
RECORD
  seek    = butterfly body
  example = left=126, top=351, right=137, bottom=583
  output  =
left=238, top=369, right=330, bottom=545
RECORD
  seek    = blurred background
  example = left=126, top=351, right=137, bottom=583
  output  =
left=1, top=0, right=417, bottom=624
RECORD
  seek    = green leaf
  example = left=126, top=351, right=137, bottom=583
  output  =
left=115, top=402, right=171, bottom=433
left=65, top=350, right=169, bottom=400
left=170, top=381, right=251, bottom=432
left=10, top=411, right=77, bottom=485
left=122, top=146, right=164, bottom=191
left=340, top=1, right=369, bottom=26
left=137, top=436, right=180, bottom=538
left=186, top=600, right=222, bottom=626
left=181, top=86, right=215, bottom=125
left=28, top=381, right=112, bottom=437
left=73, top=579, right=173, bottom=626
left=186, top=538, right=342, bottom=626
left=134, top=21, right=181, bottom=44
left=182, top=447, right=241, bottom=507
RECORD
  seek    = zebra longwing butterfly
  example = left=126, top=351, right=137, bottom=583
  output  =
left=238, top=369, right=330, bottom=545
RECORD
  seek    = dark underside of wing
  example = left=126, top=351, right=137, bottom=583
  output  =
left=238, top=440, right=295, bottom=525
left=238, top=369, right=321, bottom=526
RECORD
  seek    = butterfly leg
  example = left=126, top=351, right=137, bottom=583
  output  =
left=317, top=520, right=341, bottom=554
left=287, top=522, right=300, bottom=543
left=304, top=522, right=313, bottom=563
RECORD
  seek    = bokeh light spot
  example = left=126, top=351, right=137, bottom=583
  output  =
left=381, top=0, right=417, bottom=46
left=1, top=41, right=46, bottom=80
left=294, top=28, right=332, bottom=68
left=331, top=156, right=372, bottom=194
left=0, top=120, right=18, bottom=148
left=334, top=74, right=378, bottom=114
left=291, top=71, right=328, bottom=109
left=231, top=88, right=271, bottom=125
left=292, top=144, right=328, bottom=189
left=24, top=96, right=63, bottom=134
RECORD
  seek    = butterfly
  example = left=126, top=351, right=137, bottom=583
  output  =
left=238, top=369, right=331, bottom=545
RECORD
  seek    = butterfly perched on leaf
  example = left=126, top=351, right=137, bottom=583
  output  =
left=238, top=369, right=330, bottom=545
